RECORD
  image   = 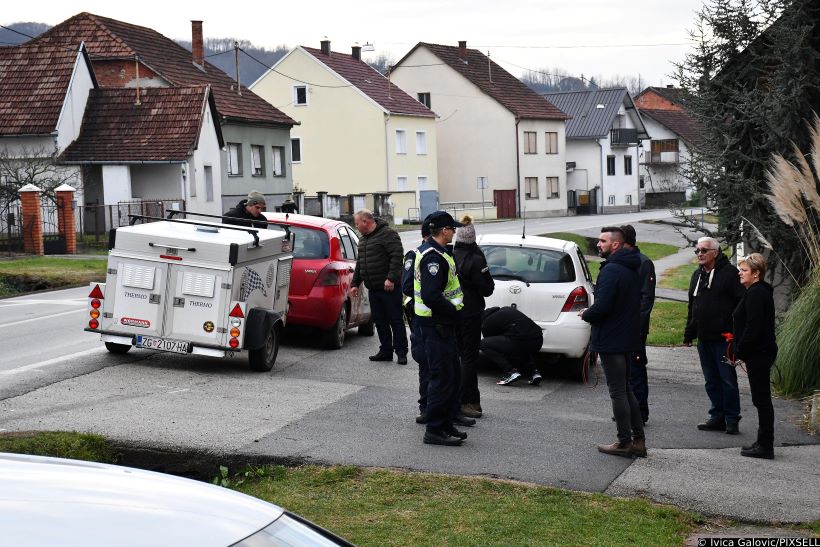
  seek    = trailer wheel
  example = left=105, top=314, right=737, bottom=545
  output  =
left=322, top=305, right=347, bottom=349
left=105, top=342, right=131, bottom=354
left=249, top=325, right=280, bottom=372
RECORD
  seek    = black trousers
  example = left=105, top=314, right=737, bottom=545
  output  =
left=746, top=352, right=776, bottom=449
left=457, top=314, right=482, bottom=404
left=600, top=352, right=645, bottom=443
left=409, top=319, right=428, bottom=413
left=369, top=289, right=408, bottom=356
left=629, top=332, right=650, bottom=422
left=420, top=323, right=461, bottom=430
left=480, top=335, right=542, bottom=376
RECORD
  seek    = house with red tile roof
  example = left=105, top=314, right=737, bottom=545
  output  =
left=60, top=85, right=224, bottom=215
left=635, top=86, right=701, bottom=206
left=250, top=39, right=439, bottom=222
left=30, top=13, right=296, bottom=212
left=0, top=40, right=96, bottom=189
left=391, top=41, right=570, bottom=219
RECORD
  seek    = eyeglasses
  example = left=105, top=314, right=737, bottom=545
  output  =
left=694, top=248, right=715, bottom=255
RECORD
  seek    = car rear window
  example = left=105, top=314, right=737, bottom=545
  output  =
left=288, top=226, right=330, bottom=259
left=481, top=245, right=576, bottom=283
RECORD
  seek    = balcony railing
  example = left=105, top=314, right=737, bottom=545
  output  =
left=641, top=151, right=680, bottom=165
left=610, top=128, right=638, bottom=146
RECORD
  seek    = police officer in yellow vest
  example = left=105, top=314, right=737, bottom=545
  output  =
left=415, top=211, right=467, bottom=446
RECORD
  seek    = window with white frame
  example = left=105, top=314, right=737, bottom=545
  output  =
left=291, top=138, right=302, bottom=163
left=545, top=132, right=558, bottom=154
left=204, top=165, right=214, bottom=202
left=626, top=194, right=632, bottom=205
left=251, top=145, right=265, bottom=176
left=607, top=155, right=616, bottom=176
left=417, top=92, right=431, bottom=108
left=272, top=146, right=285, bottom=177
left=293, top=85, right=308, bottom=105
left=624, top=155, right=633, bottom=175
left=525, top=177, right=538, bottom=199
left=227, top=143, right=242, bottom=176
left=415, top=131, right=427, bottom=155
left=395, top=130, right=407, bottom=154
left=417, top=176, right=428, bottom=190
left=524, top=131, right=537, bottom=154
left=608, top=195, right=615, bottom=205
left=546, top=176, right=559, bottom=198
left=397, top=176, right=408, bottom=191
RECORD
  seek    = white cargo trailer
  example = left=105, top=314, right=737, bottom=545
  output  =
left=84, top=215, right=292, bottom=371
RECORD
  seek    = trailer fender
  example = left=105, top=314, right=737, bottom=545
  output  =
left=245, top=308, right=285, bottom=350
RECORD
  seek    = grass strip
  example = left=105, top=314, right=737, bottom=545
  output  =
left=647, top=302, right=688, bottom=347
left=232, top=465, right=698, bottom=546
left=0, top=256, right=106, bottom=297
left=659, top=262, right=696, bottom=291
left=0, top=431, right=114, bottom=462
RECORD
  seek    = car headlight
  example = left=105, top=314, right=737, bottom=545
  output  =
left=232, top=512, right=348, bottom=546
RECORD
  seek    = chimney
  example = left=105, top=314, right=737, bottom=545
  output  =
left=666, top=84, right=674, bottom=89
left=191, top=20, right=204, bottom=67
left=320, top=37, right=331, bottom=55
left=458, top=40, right=467, bottom=60
left=352, top=43, right=361, bottom=61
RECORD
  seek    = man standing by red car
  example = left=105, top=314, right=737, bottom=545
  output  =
left=350, top=209, right=408, bottom=364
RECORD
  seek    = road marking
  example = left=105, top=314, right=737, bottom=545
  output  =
left=0, top=298, right=86, bottom=307
left=0, top=308, right=86, bottom=329
left=0, top=347, right=107, bottom=376
left=166, top=388, right=190, bottom=395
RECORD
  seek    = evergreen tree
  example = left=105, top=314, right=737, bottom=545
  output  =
left=674, top=0, right=820, bottom=284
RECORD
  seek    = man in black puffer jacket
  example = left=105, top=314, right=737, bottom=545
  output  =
left=581, top=226, right=644, bottom=459
left=684, top=236, right=745, bottom=434
left=350, top=209, right=408, bottom=364
left=223, top=191, right=269, bottom=229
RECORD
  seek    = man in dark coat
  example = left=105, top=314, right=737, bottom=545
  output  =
left=684, top=236, right=745, bottom=434
left=350, top=209, right=408, bottom=364
left=453, top=215, right=495, bottom=417
left=480, top=306, right=543, bottom=386
left=223, top=191, right=268, bottom=229
left=581, top=226, right=644, bottom=458
left=621, top=224, right=656, bottom=424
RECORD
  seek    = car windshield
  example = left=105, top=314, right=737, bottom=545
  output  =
left=269, top=224, right=329, bottom=259
left=233, top=512, right=347, bottom=546
left=481, top=245, right=576, bottom=283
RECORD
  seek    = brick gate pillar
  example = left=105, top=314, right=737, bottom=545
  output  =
left=18, top=184, right=44, bottom=256
left=55, top=184, right=77, bottom=254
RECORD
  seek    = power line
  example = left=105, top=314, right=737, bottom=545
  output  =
left=382, top=40, right=692, bottom=50
left=240, top=47, right=355, bottom=89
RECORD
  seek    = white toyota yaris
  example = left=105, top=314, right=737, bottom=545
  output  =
left=0, top=452, right=351, bottom=547
left=478, top=233, right=594, bottom=362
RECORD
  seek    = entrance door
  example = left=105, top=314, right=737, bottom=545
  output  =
left=493, top=189, right=517, bottom=218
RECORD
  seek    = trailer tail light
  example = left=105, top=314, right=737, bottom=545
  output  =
left=561, top=286, right=589, bottom=312
left=315, top=265, right=340, bottom=286
left=229, top=303, right=245, bottom=318
left=227, top=302, right=245, bottom=349
left=88, top=284, right=105, bottom=330
left=229, top=337, right=240, bottom=349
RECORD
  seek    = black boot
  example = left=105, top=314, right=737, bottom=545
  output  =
left=740, top=442, right=774, bottom=459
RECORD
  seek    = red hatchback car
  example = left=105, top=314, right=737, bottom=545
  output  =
left=262, top=212, right=373, bottom=348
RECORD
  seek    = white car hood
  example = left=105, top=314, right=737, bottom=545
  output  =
left=0, top=452, right=283, bottom=547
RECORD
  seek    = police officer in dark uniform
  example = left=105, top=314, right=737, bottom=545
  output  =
left=401, top=215, right=431, bottom=424
left=414, top=211, right=467, bottom=446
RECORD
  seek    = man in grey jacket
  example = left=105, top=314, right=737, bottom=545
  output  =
left=350, top=209, right=408, bottom=364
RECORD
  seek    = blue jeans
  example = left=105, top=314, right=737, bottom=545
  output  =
left=369, top=289, right=408, bottom=356
left=697, top=340, right=741, bottom=424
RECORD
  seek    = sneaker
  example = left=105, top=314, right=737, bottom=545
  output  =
left=529, top=371, right=542, bottom=386
left=396, top=355, right=408, bottom=365
left=497, top=371, right=522, bottom=386
left=369, top=352, right=393, bottom=362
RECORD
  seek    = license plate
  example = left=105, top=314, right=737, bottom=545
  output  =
left=136, top=335, right=190, bottom=354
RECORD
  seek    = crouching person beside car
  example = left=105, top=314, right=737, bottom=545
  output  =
left=479, top=306, right=543, bottom=387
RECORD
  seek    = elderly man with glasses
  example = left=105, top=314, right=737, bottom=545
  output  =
left=684, top=237, right=746, bottom=434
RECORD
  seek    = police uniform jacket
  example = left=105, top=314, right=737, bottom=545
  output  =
left=415, top=239, right=460, bottom=327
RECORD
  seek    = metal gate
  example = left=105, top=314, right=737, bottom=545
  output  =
left=575, top=190, right=598, bottom=215
left=1, top=203, right=23, bottom=255
left=41, top=202, right=66, bottom=255
left=419, top=190, right=438, bottom=220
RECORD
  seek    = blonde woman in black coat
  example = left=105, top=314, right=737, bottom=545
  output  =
left=733, top=253, right=777, bottom=459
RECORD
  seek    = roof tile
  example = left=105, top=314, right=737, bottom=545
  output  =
left=638, top=108, right=702, bottom=145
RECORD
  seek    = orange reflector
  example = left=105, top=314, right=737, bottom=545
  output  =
left=229, top=337, right=239, bottom=348
left=88, top=285, right=104, bottom=299
left=229, top=304, right=245, bottom=318
left=88, top=319, right=99, bottom=329
left=90, top=309, right=100, bottom=319
left=229, top=327, right=240, bottom=337
left=91, top=299, right=101, bottom=309
left=160, top=255, right=183, bottom=261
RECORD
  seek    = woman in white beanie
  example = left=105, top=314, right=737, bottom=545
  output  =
left=453, top=215, right=495, bottom=418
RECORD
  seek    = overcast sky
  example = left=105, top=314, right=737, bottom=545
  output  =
left=3, top=0, right=706, bottom=86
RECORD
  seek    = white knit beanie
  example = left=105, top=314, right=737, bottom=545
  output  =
left=456, top=214, right=475, bottom=244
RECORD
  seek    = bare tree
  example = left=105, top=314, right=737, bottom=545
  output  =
left=0, top=146, right=81, bottom=210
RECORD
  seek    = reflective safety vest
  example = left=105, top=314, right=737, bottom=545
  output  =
left=413, top=246, right=464, bottom=317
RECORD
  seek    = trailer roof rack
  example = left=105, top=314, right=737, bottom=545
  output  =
left=128, top=214, right=265, bottom=247
left=163, top=210, right=292, bottom=241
